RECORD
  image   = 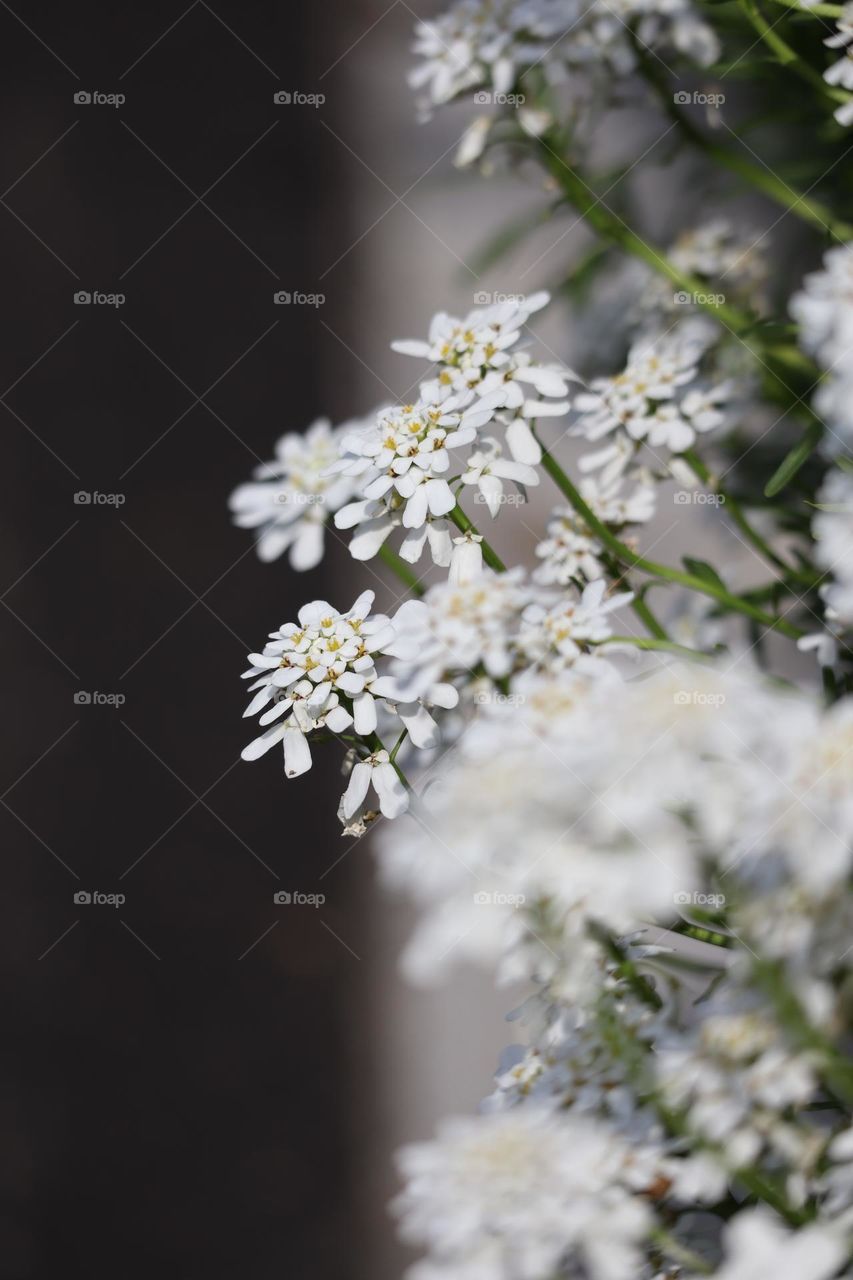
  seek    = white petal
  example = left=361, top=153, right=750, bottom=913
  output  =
left=282, top=726, right=312, bottom=778
left=373, top=763, right=409, bottom=819
left=399, top=702, right=439, bottom=749
left=342, top=761, right=372, bottom=818
left=353, top=691, right=378, bottom=735
left=505, top=416, right=542, bottom=465
left=241, top=722, right=288, bottom=761
left=403, top=484, right=430, bottom=529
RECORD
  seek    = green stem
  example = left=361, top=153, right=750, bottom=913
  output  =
left=536, top=134, right=755, bottom=335
left=378, top=542, right=425, bottom=596
left=752, top=958, right=853, bottom=1108
left=389, top=727, right=409, bottom=764
left=448, top=504, right=507, bottom=572
left=628, top=591, right=669, bottom=640
left=682, top=448, right=807, bottom=579
left=604, top=635, right=715, bottom=659
left=588, top=922, right=663, bottom=1009
left=366, top=730, right=412, bottom=789
left=632, top=57, right=853, bottom=242
left=538, top=443, right=804, bottom=637
left=650, top=1227, right=713, bottom=1275
left=739, top=0, right=853, bottom=108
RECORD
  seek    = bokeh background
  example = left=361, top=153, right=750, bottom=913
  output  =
left=0, top=2, right=780, bottom=1277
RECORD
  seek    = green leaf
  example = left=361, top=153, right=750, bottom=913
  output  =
left=764, top=420, right=824, bottom=496
left=683, top=558, right=728, bottom=590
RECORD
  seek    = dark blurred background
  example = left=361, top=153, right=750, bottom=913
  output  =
left=0, top=3, right=392, bottom=1276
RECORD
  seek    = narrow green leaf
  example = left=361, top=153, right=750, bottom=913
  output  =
left=764, top=421, right=824, bottom=496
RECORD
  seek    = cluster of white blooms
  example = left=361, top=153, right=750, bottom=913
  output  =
left=572, top=322, right=733, bottom=455
left=378, top=661, right=853, bottom=1276
left=228, top=40, right=853, bottom=1264
left=534, top=466, right=656, bottom=584
left=791, top=244, right=853, bottom=448
left=824, top=4, right=853, bottom=126
left=229, top=418, right=362, bottom=569
left=240, top=590, right=458, bottom=819
left=630, top=220, right=770, bottom=323
left=409, top=0, right=719, bottom=164
left=813, top=469, right=853, bottom=629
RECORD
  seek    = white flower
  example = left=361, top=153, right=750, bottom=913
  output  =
left=393, top=1108, right=653, bottom=1280
left=791, top=244, right=853, bottom=446
left=707, top=1208, right=846, bottom=1280
left=229, top=418, right=358, bottom=568
left=384, top=569, right=544, bottom=700
left=332, top=396, right=502, bottom=564
left=824, top=4, right=853, bottom=125
left=341, top=749, right=409, bottom=820
left=240, top=590, right=396, bottom=775
left=572, top=325, right=724, bottom=455
left=392, top=293, right=573, bottom=464
left=449, top=532, right=485, bottom=584
left=461, top=436, right=540, bottom=515
left=518, top=578, right=633, bottom=669
left=534, top=470, right=655, bottom=585
left=813, top=468, right=853, bottom=627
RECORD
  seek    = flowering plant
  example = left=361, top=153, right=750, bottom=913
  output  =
left=230, top=2, right=853, bottom=1275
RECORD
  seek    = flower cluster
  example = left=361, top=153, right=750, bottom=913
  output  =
left=229, top=418, right=361, bottom=569
left=227, top=1, right=853, bottom=1274
left=377, top=663, right=853, bottom=1275
left=791, top=244, right=853, bottom=449
left=572, top=323, right=733, bottom=456
left=409, top=0, right=719, bottom=164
